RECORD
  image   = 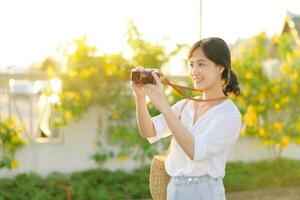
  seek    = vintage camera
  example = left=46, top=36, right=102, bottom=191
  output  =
left=130, top=68, right=161, bottom=84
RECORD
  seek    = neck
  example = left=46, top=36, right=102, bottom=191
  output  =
left=201, top=82, right=225, bottom=101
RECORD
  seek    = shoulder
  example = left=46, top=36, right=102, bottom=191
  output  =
left=215, top=99, right=241, bottom=121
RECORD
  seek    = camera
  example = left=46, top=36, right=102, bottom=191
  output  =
left=130, top=68, right=161, bottom=84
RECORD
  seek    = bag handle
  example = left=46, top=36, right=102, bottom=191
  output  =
left=165, top=99, right=189, bottom=155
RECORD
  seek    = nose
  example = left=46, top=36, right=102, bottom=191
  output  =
left=190, top=66, right=202, bottom=76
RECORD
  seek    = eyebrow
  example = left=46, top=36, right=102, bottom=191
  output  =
left=189, top=59, right=206, bottom=63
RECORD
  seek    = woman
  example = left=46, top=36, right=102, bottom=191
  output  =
left=131, top=37, right=242, bottom=200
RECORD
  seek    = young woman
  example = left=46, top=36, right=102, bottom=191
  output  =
left=131, top=37, right=242, bottom=200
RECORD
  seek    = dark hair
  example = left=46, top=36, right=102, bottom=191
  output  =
left=188, top=37, right=240, bottom=97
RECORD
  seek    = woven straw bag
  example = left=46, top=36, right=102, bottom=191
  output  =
left=149, top=99, right=189, bottom=200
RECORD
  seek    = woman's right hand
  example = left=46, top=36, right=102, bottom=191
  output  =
left=130, top=81, right=146, bottom=99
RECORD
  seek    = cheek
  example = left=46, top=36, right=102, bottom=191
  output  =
left=205, top=74, right=220, bottom=85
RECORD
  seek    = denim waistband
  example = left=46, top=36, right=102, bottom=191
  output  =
left=170, top=175, right=222, bottom=183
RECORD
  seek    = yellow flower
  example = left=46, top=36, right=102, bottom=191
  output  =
left=272, top=35, right=279, bottom=44
left=253, top=46, right=260, bottom=56
left=243, top=106, right=257, bottom=127
left=240, top=125, right=247, bottom=137
left=17, top=124, right=25, bottom=134
left=80, top=70, right=89, bottom=79
left=78, top=68, right=97, bottom=79
left=291, top=83, right=298, bottom=94
left=259, top=128, right=266, bottom=137
left=227, top=92, right=236, bottom=99
left=295, top=137, right=300, bottom=145
left=6, top=118, right=16, bottom=129
left=0, top=126, right=5, bottom=133
left=68, top=70, right=78, bottom=78
left=252, top=32, right=266, bottom=42
left=83, top=90, right=93, bottom=101
left=245, top=71, right=254, bottom=79
left=279, top=136, right=290, bottom=148
left=261, top=86, right=267, bottom=93
left=258, top=105, right=266, bottom=112
left=271, top=85, right=280, bottom=93
left=64, top=91, right=80, bottom=102
left=12, top=134, right=21, bottom=144
left=280, top=96, right=290, bottom=105
left=292, top=50, right=300, bottom=58
left=237, top=98, right=246, bottom=108
left=290, top=72, right=298, bottom=80
left=242, top=86, right=250, bottom=97
left=274, top=103, right=281, bottom=110
left=273, top=121, right=283, bottom=131
left=10, top=160, right=20, bottom=169
left=280, top=64, right=290, bottom=74
left=257, top=93, right=266, bottom=101
left=286, top=53, right=293, bottom=63
left=117, top=154, right=127, bottom=161
left=64, top=111, right=73, bottom=120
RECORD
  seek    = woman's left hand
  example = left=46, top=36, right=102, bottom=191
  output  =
left=142, top=72, right=170, bottom=113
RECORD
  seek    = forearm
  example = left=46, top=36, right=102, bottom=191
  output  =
left=135, top=96, right=156, bottom=138
left=161, top=106, right=195, bottom=160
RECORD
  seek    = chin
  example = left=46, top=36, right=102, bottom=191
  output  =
left=194, top=83, right=207, bottom=90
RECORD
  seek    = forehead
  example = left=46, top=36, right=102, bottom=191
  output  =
left=188, top=47, right=208, bottom=62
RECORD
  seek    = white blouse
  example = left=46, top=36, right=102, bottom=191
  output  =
left=147, top=98, right=242, bottom=178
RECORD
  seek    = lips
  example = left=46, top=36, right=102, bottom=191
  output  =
left=193, top=77, right=204, bottom=82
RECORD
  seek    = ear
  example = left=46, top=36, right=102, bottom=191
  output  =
left=217, top=65, right=225, bottom=74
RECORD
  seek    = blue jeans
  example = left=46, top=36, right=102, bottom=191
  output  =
left=167, top=175, right=226, bottom=200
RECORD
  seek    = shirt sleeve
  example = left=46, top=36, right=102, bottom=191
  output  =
left=193, top=112, right=242, bottom=161
left=147, top=99, right=187, bottom=144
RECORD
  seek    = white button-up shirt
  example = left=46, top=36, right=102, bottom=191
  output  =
left=147, top=98, right=242, bottom=178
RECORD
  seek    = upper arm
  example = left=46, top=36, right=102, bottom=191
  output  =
left=193, top=113, right=242, bottom=161
left=146, top=99, right=187, bottom=144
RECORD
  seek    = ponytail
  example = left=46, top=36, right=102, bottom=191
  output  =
left=222, top=67, right=240, bottom=97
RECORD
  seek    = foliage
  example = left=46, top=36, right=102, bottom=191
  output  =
left=225, top=158, right=300, bottom=191
left=45, top=22, right=186, bottom=167
left=0, top=116, right=26, bottom=169
left=232, top=32, right=300, bottom=157
left=1, top=158, right=300, bottom=199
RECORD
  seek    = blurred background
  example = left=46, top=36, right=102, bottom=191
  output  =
left=0, top=0, right=300, bottom=199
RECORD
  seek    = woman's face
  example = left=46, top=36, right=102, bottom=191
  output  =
left=188, top=47, right=224, bottom=90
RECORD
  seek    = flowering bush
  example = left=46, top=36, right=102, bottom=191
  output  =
left=43, top=22, right=185, bottom=167
left=232, top=32, right=300, bottom=157
left=0, top=116, right=26, bottom=169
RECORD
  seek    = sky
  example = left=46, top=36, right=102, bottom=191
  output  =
left=0, top=0, right=300, bottom=70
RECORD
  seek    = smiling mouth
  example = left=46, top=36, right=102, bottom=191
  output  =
left=193, top=78, right=204, bottom=82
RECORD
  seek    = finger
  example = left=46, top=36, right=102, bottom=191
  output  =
left=143, top=85, right=155, bottom=93
left=143, top=87, right=153, bottom=96
left=144, top=84, right=157, bottom=90
left=152, top=72, right=162, bottom=87
left=131, top=81, right=141, bottom=88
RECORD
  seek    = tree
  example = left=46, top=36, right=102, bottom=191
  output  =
left=232, top=32, right=300, bottom=158
left=48, top=22, right=185, bottom=167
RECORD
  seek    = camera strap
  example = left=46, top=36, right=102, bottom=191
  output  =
left=160, top=76, right=229, bottom=102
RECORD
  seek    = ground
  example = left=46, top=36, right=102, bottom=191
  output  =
left=226, top=186, right=300, bottom=200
